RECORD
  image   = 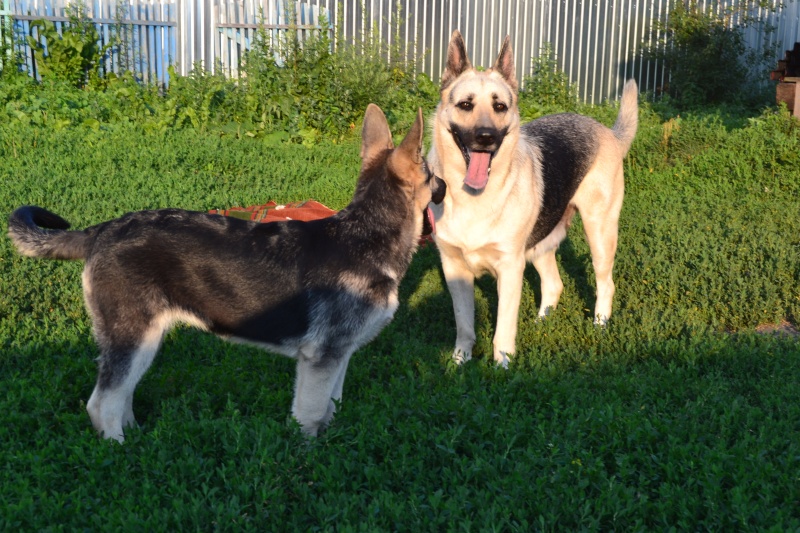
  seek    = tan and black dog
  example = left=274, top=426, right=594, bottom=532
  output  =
left=428, top=31, right=638, bottom=367
left=8, top=104, right=445, bottom=442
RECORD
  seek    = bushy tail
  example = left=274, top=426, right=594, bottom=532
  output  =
left=612, top=79, right=639, bottom=155
left=8, top=206, right=89, bottom=260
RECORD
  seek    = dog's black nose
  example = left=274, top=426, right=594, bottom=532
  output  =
left=431, top=176, right=447, bottom=204
left=475, top=128, right=496, bottom=147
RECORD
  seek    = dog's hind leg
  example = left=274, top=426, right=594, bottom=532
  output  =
left=325, top=352, right=353, bottom=425
left=583, top=218, right=619, bottom=324
left=292, top=347, right=352, bottom=437
left=86, top=321, right=165, bottom=443
left=529, top=249, right=564, bottom=318
left=573, top=159, right=625, bottom=324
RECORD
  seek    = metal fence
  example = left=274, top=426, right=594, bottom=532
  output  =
left=4, top=0, right=176, bottom=83
left=2, top=0, right=799, bottom=103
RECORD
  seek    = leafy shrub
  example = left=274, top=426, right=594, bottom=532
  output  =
left=329, top=20, right=438, bottom=131
left=0, top=14, right=15, bottom=78
left=159, top=65, right=246, bottom=133
left=240, top=5, right=437, bottom=141
left=644, top=0, right=779, bottom=109
left=25, top=3, right=113, bottom=89
left=519, top=42, right=580, bottom=117
left=242, top=14, right=351, bottom=142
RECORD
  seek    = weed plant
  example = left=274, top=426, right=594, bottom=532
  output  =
left=0, top=14, right=14, bottom=78
left=519, top=42, right=580, bottom=117
left=1, top=74, right=799, bottom=528
left=25, top=3, right=113, bottom=89
left=644, top=0, right=779, bottom=110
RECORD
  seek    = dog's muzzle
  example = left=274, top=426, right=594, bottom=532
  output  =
left=450, top=124, right=507, bottom=191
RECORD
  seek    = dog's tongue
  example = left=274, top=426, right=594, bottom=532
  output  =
left=425, top=206, right=435, bottom=235
left=464, top=151, right=491, bottom=190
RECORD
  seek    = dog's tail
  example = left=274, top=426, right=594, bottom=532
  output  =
left=8, top=206, right=89, bottom=260
left=612, top=79, right=639, bottom=155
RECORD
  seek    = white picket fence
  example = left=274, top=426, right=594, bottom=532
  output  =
left=2, top=0, right=799, bottom=103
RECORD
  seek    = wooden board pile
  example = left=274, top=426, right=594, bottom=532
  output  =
left=771, top=42, right=800, bottom=117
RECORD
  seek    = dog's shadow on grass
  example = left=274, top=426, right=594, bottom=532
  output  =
left=394, top=237, right=600, bottom=362
left=390, top=244, right=456, bottom=351
left=546, top=237, right=598, bottom=321
left=8, top=239, right=597, bottom=442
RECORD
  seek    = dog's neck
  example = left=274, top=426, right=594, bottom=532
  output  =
left=337, top=170, right=419, bottom=273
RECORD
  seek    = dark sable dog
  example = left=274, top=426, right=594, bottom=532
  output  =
left=428, top=31, right=638, bottom=367
left=8, top=104, right=445, bottom=442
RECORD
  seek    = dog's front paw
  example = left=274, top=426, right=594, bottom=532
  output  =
left=298, top=420, right=321, bottom=438
left=493, top=350, right=512, bottom=369
left=452, top=348, right=472, bottom=365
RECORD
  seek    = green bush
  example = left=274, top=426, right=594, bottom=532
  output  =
left=645, top=0, right=778, bottom=109
left=242, top=14, right=350, bottom=142
left=25, top=3, right=113, bottom=89
left=0, top=14, right=14, bottom=78
left=328, top=18, right=438, bottom=131
left=240, top=6, right=437, bottom=141
left=519, top=42, right=580, bottom=117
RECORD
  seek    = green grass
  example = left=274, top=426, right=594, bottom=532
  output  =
left=1, top=104, right=799, bottom=530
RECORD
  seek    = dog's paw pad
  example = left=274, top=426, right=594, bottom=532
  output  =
left=494, top=351, right=511, bottom=369
left=452, top=349, right=472, bottom=364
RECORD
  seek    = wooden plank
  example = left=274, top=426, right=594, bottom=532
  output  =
left=0, top=0, right=13, bottom=73
left=795, top=81, right=800, bottom=118
left=147, top=1, right=155, bottom=83
left=168, top=0, right=176, bottom=85
left=214, top=0, right=222, bottom=74
left=217, top=0, right=224, bottom=74
left=236, top=0, right=244, bottom=75
left=126, top=1, right=136, bottom=76
left=97, top=0, right=108, bottom=76
left=160, top=2, right=167, bottom=83
left=777, top=81, right=797, bottom=111
left=18, top=0, right=34, bottom=77
left=134, top=0, right=143, bottom=80
left=154, top=0, right=163, bottom=84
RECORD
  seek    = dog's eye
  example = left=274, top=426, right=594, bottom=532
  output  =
left=422, top=160, right=432, bottom=179
left=457, top=101, right=473, bottom=111
left=493, top=102, right=508, bottom=113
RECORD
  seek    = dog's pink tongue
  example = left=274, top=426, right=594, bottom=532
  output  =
left=464, top=151, right=491, bottom=190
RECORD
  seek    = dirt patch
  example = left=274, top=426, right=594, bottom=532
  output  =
left=755, top=320, right=800, bottom=338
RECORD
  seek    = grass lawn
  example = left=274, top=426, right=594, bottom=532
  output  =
left=1, top=106, right=799, bottom=530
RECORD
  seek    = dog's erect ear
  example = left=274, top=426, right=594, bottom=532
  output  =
left=441, top=30, right=472, bottom=91
left=360, top=104, right=394, bottom=162
left=492, top=35, right=518, bottom=93
left=396, top=108, right=424, bottom=164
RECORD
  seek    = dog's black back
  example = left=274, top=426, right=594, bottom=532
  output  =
left=522, top=114, right=599, bottom=248
left=71, top=150, right=416, bottom=347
